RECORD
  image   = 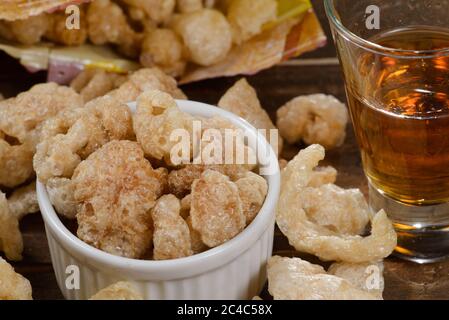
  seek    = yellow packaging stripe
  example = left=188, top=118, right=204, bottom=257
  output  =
left=264, top=0, right=312, bottom=30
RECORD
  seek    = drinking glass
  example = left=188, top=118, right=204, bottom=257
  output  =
left=325, top=0, right=449, bottom=263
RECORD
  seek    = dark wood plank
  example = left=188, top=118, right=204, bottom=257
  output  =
left=21, top=214, right=52, bottom=264
left=19, top=266, right=64, bottom=300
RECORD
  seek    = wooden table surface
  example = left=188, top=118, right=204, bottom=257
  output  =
left=2, top=0, right=449, bottom=300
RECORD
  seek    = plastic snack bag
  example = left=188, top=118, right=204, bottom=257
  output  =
left=0, top=0, right=326, bottom=84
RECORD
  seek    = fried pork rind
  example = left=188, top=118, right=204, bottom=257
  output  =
left=185, top=215, right=208, bottom=254
left=180, top=194, right=191, bottom=218
left=0, top=193, right=23, bottom=261
left=199, top=115, right=257, bottom=168
left=133, top=90, right=194, bottom=163
left=0, top=83, right=83, bottom=144
left=218, top=78, right=274, bottom=131
left=191, top=170, right=245, bottom=247
left=45, top=12, right=87, bottom=46
left=0, top=257, right=32, bottom=300
left=74, top=141, right=164, bottom=259
left=177, top=0, right=203, bottom=13
left=46, top=178, right=77, bottom=220
left=152, top=195, right=193, bottom=260
left=218, top=78, right=283, bottom=154
left=167, top=113, right=256, bottom=196
left=235, top=172, right=267, bottom=225
left=70, top=69, right=127, bottom=102
left=111, top=68, right=187, bottom=103
left=87, top=0, right=142, bottom=58
left=173, top=9, right=232, bottom=66
left=276, top=145, right=397, bottom=263
left=0, top=83, right=82, bottom=144
left=309, top=166, right=337, bottom=188
left=38, top=107, right=87, bottom=143
left=0, top=83, right=83, bottom=188
left=89, top=281, right=143, bottom=300
left=0, top=138, right=34, bottom=189
left=299, top=184, right=370, bottom=236
left=298, top=210, right=396, bottom=263
left=168, top=165, right=210, bottom=198
left=267, top=256, right=380, bottom=300
left=180, top=195, right=210, bottom=253
left=0, top=14, right=49, bottom=45
left=123, top=0, right=176, bottom=25
left=7, top=182, right=39, bottom=221
left=34, top=95, right=134, bottom=183
left=199, top=114, right=258, bottom=173
left=140, top=28, right=186, bottom=77
left=168, top=164, right=249, bottom=198
left=227, top=0, right=277, bottom=44
left=277, top=94, right=349, bottom=149
left=328, top=261, right=385, bottom=300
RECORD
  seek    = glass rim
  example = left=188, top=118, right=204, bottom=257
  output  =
left=324, top=0, right=449, bottom=59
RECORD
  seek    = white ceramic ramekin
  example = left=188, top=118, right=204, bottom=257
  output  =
left=37, top=100, right=280, bottom=300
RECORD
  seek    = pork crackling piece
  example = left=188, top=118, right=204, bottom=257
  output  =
left=87, top=0, right=142, bottom=58
left=298, top=184, right=370, bottom=236
left=180, top=194, right=192, bottom=219
left=140, top=28, right=186, bottom=77
left=168, top=163, right=250, bottom=198
left=0, top=257, right=32, bottom=300
left=133, top=90, right=194, bottom=164
left=0, top=14, right=50, bottom=45
left=0, top=83, right=83, bottom=188
left=309, top=166, right=338, bottom=188
left=123, top=0, right=176, bottom=24
left=199, top=115, right=258, bottom=170
left=0, top=137, right=34, bottom=189
left=152, top=195, right=193, bottom=260
left=185, top=215, right=208, bottom=254
left=37, top=107, right=87, bottom=144
left=180, top=195, right=209, bottom=254
left=70, top=69, right=127, bottom=102
left=45, top=11, right=88, bottom=46
left=235, top=171, right=268, bottom=225
left=89, top=282, right=143, bottom=300
left=0, top=83, right=84, bottom=144
left=328, top=261, right=385, bottom=300
left=190, top=170, right=245, bottom=247
left=267, top=256, right=380, bottom=300
left=110, top=68, right=187, bottom=104
left=167, top=114, right=258, bottom=197
left=34, top=95, right=134, bottom=183
left=172, top=9, right=232, bottom=66
left=177, top=0, right=203, bottom=13
left=7, top=181, right=39, bottom=221
left=280, top=161, right=336, bottom=185
left=277, top=94, right=349, bottom=149
left=276, top=145, right=397, bottom=263
left=218, top=78, right=283, bottom=154
left=73, top=141, right=165, bottom=259
left=227, top=0, right=278, bottom=44
left=0, top=193, right=23, bottom=261
left=46, top=177, right=77, bottom=220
